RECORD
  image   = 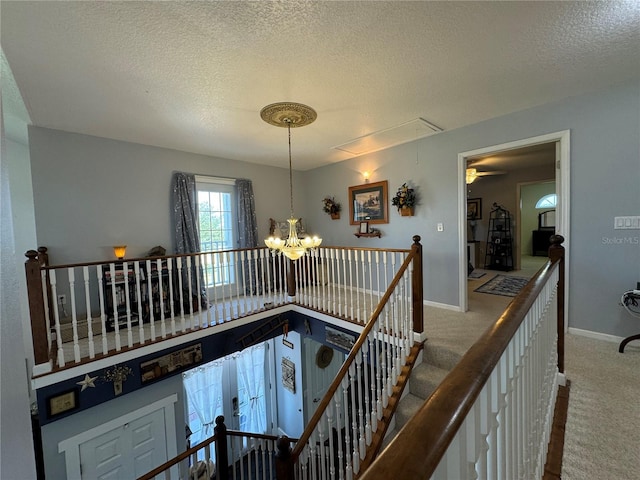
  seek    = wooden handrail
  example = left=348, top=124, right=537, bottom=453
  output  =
left=138, top=415, right=295, bottom=480
left=359, top=235, right=565, bottom=479
left=291, top=245, right=419, bottom=460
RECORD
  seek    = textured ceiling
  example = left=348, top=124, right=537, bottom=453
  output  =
left=2, top=1, right=639, bottom=170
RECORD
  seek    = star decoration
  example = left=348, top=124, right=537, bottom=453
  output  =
left=77, top=374, right=98, bottom=391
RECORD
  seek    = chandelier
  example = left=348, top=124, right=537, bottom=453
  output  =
left=261, top=102, right=322, bottom=261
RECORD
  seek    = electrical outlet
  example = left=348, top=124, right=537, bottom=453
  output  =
left=57, top=294, right=66, bottom=305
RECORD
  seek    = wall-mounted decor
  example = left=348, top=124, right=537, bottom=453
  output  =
left=467, top=198, right=482, bottom=220
left=282, top=357, right=295, bottom=393
left=348, top=180, right=388, bottom=225
left=140, top=343, right=203, bottom=384
left=103, top=365, right=133, bottom=396
left=359, top=221, right=369, bottom=234
left=47, top=388, right=79, bottom=417
left=316, top=345, right=334, bottom=368
left=326, top=326, right=356, bottom=351
left=391, top=182, right=417, bottom=216
left=322, top=196, right=342, bottom=219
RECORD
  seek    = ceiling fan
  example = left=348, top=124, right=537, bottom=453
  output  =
left=465, top=165, right=507, bottom=184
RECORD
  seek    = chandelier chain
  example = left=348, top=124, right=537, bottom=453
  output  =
left=287, top=120, right=294, bottom=218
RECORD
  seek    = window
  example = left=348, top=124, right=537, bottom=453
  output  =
left=184, top=343, right=270, bottom=448
left=196, top=177, right=236, bottom=287
left=535, top=193, right=557, bottom=209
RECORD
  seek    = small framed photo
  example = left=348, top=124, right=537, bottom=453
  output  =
left=359, top=221, right=369, bottom=234
left=467, top=198, right=482, bottom=220
left=47, top=388, right=79, bottom=417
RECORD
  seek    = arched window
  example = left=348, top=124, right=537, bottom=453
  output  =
left=535, top=193, right=557, bottom=209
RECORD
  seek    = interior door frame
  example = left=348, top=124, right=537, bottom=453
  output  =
left=457, top=131, right=570, bottom=321
left=58, top=394, right=178, bottom=479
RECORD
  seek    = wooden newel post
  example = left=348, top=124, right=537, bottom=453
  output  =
left=25, top=250, right=49, bottom=366
left=548, top=235, right=565, bottom=374
left=214, top=416, right=229, bottom=480
left=287, top=258, right=296, bottom=298
left=411, top=235, right=423, bottom=334
left=275, top=436, right=294, bottom=480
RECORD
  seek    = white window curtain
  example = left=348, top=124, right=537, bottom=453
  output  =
left=236, top=343, right=266, bottom=434
left=183, top=360, right=224, bottom=445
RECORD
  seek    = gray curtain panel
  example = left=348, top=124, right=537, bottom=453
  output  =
left=236, top=179, right=261, bottom=294
left=236, top=178, right=258, bottom=249
left=173, top=172, right=200, bottom=254
left=172, top=172, right=205, bottom=306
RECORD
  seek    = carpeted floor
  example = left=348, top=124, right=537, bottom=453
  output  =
left=562, top=334, right=640, bottom=480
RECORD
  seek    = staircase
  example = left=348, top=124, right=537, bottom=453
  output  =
left=382, top=341, right=463, bottom=449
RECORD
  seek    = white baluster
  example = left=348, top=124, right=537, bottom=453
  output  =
left=362, top=340, right=372, bottom=446
left=146, top=260, right=156, bottom=340
left=109, top=263, right=122, bottom=350
left=367, top=251, right=373, bottom=321
left=186, top=256, right=195, bottom=328
left=347, top=250, right=354, bottom=320
left=66, top=267, right=81, bottom=362
left=355, top=251, right=362, bottom=323
left=134, top=262, right=145, bottom=345
left=82, top=266, right=95, bottom=358
left=239, top=250, right=248, bottom=315
left=96, top=265, right=109, bottom=354
left=166, top=258, right=176, bottom=335
left=155, top=259, right=167, bottom=338
left=176, top=258, right=186, bottom=332
left=49, top=270, right=65, bottom=366
left=122, top=262, right=134, bottom=348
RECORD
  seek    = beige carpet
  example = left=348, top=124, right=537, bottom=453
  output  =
left=562, top=334, right=640, bottom=480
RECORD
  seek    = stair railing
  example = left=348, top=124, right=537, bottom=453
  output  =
left=276, top=236, right=423, bottom=480
left=25, top=238, right=422, bottom=373
left=138, top=416, right=297, bottom=480
left=359, top=235, right=566, bottom=480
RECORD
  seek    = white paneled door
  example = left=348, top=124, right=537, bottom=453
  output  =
left=79, top=408, right=167, bottom=479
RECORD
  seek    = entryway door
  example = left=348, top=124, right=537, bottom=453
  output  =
left=78, top=408, right=167, bottom=479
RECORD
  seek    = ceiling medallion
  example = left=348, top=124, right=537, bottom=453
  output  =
left=260, top=102, right=317, bottom=128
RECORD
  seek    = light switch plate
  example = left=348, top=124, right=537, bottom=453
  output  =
left=614, top=216, right=640, bottom=230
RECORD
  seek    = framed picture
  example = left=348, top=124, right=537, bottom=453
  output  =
left=47, top=388, right=79, bottom=417
left=359, top=221, right=369, bottom=234
left=348, top=180, right=389, bottom=225
left=282, top=357, right=295, bottom=393
left=467, top=198, right=482, bottom=220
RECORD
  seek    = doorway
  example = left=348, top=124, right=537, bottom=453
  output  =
left=458, top=131, right=570, bottom=312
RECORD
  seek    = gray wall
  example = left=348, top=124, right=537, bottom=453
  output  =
left=28, top=126, right=306, bottom=264
left=301, top=80, right=640, bottom=338
left=27, top=81, right=640, bottom=337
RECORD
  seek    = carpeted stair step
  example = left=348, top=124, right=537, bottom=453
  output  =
left=394, top=392, right=425, bottom=430
left=422, top=342, right=463, bottom=371
left=409, top=362, right=449, bottom=400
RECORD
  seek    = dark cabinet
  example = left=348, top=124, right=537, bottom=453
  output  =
left=532, top=229, right=554, bottom=256
left=484, top=204, right=514, bottom=271
left=103, top=264, right=144, bottom=331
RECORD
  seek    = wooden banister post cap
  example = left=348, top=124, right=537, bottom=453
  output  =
left=276, top=436, right=291, bottom=455
left=412, top=235, right=421, bottom=244
left=25, top=250, right=39, bottom=260
left=549, top=234, right=565, bottom=246
left=37, top=246, right=48, bottom=254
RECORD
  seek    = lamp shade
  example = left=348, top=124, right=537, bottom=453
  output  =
left=113, top=245, right=127, bottom=259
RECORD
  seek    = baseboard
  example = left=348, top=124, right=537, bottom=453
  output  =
left=568, top=327, right=625, bottom=344
left=423, top=300, right=463, bottom=312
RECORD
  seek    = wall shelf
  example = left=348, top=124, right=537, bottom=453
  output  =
left=354, top=232, right=381, bottom=238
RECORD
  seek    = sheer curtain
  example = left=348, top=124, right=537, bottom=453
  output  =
left=236, top=343, right=266, bottom=434
left=183, top=360, right=224, bottom=445
left=236, top=179, right=260, bottom=294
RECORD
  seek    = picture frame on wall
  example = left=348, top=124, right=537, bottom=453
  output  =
left=47, top=388, right=79, bottom=417
left=359, top=221, right=369, bottom=234
left=467, top=198, right=482, bottom=220
left=348, top=180, right=389, bottom=225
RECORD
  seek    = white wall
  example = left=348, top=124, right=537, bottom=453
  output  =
left=300, top=80, right=640, bottom=338
left=1, top=107, right=37, bottom=480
